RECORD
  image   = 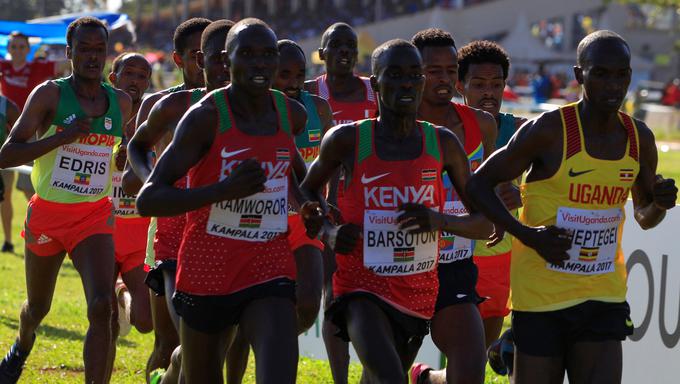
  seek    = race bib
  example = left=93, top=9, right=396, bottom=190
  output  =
left=50, top=143, right=112, bottom=195
left=439, top=200, right=473, bottom=263
left=111, top=171, right=137, bottom=217
left=363, top=209, right=438, bottom=276
left=548, top=207, right=623, bottom=275
left=207, top=177, right=288, bottom=242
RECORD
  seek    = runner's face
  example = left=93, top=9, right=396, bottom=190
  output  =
left=113, top=57, right=151, bottom=104
left=273, top=46, right=306, bottom=100
left=421, top=46, right=458, bottom=106
left=180, top=32, right=205, bottom=88
left=69, top=26, right=108, bottom=81
left=374, top=46, right=424, bottom=116
left=8, top=37, right=29, bottom=62
left=577, top=41, right=631, bottom=113
left=203, top=40, right=229, bottom=91
left=458, top=63, right=505, bottom=116
left=228, top=25, right=279, bottom=93
left=322, top=27, right=358, bottom=76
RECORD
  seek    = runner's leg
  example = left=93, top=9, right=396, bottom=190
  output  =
left=294, top=245, right=323, bottom=332
left=0, top=171, right=14, bottom=248
left=162, top=268, right=180, bottom=329
left=514, top=350, right=564, bottom=384
left=225, top=328, right=249, bottom=384
left=147, top=292, right=180, bottom=381
left=322, top=246, right=349, bottom=384
left=483, top=316, right=505, bottom=349
left=565, top=341, right=622, bottom=384
left=180, top=319, right=235, bottom=384
left=122, top=265, right=153, bottom=333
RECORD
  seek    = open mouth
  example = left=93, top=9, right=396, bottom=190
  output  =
left=338, top=58, right=350, bottom=66
left=251, top=75, right=267, bottom=85
left=399, top=95, right=415, bottom=102
left=435, top=87, right=452, bottom=97
left=479, top=99, right=498, bottom=109
left=284, top=88, right=299, bottom=97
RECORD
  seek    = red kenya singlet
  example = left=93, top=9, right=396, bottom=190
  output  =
left=315, top=74, right=377, bottom=125
left=335, top=119, right=444, bottom=318
left=177, top=88, right=297, bottom=296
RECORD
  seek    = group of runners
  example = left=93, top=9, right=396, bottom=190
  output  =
left=0, top=13, right=676, bottom=384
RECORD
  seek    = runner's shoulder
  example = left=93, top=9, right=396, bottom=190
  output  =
left=304, top=79, right=318, bottom=94
left=630, top=117, right=655, bottom=153
left=323, top=122, right=356, bottom=150
left=517, top=109, right=563, bottom=144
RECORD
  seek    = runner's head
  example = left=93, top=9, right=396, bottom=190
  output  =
left=411, top=28, right=458, bottom=107
left=173, top=17, right=211, bottom=89
left=66, top=17, right=109, bottom=81
left=225, top=18, right=278, bottom=94
left=273, top=39, right=306, bottom=99
left=319, top=22, right=357, bottom=76
left=456, top=40, right=510, bottom=116
left=8, top=31, right=29, bottom=64
left=575, top=30, right=631, bottom=113
left=109, top=53, right=152, bottom=104
left=371, top=39, right=424, bottom=117
left=198, top=19, right=234, bottom=91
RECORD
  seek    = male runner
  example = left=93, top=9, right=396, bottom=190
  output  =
left=0, top=17, right=132, bottom=383
left=304, top=22, right=377, bottom=384
left=225, top=38, right=332, bottom=384
left=125, top=18, right=227, bottom=381
left=136, top=18, right=321, bottom=384
left=107, top=52, right=153, bottom=338
left=466, top=30, right=677, bottom=383
left=455, top=40, right=526, bottom=375
left=410, top=28, right=500, bottom=384
left=301, top=39, right=492, bottom=383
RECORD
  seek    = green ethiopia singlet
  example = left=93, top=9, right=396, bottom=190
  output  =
left=32, top=78, right=123, bottom=204
left=296, top=90, right=322, bottom=167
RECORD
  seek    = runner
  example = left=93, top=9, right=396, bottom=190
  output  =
left=454, top=40, right=526, bottom=376
left=304, top=22, right=377, bottom=384
left=0, top=95, right=20, bottom=205
left=136, top=18, right=321, bottom=383
left=410, top=28, right=500, bottom=384
left=107, top=52, right=153, bottom=339
left=466, top=30, right=677, bottom=383
left=0, top=31, right=69, bottom=253
left=225, top=38, right=332, bottom=384
left=301, top=39, right=492, bottom=383
left=0, top=17, right=132, bottom=383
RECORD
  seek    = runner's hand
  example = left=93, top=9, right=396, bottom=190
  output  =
left=300, top=201, right=324, bottom=239
left=218, top=159, right=266, bottom=200
left=397, top=203, right=443, bottom=234
left=520, top=225, right=571, bottom=266
left=59, top=117, right=91, bottom=143
left=334, top=223, right=361, bottom=254
left=114, top=145, right=127, bottom=171
left=498, top=182, right=522, bottom=210
left=652, top=175, right=677, bottom=210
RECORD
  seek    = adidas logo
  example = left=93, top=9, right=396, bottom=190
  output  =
left=37, top=234, right=52, bottom=245
left=63, top=114, right=77, bottom=125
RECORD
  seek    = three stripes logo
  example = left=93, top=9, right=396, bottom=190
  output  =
left=308, top=129, right=321, bottom=143
left=276, top=148, right=290, bottom=161
left=239, top=214, right=262, bottom=228
left=393, top=247, right=415, bottom=262
left=119, top=198, right=136, bottom=209
left=74, top=172, right=91, bottom=185
left=421, top=169, right=437, bottom=182
left=579, top=247, right=599, bottom=262
left=619, top=169, right=635, bottom=182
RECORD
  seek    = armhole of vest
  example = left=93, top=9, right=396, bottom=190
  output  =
left=272, top=90, right=292, bottom=135
left=618, top=112, right=639, bottom=162
left=356, top=119, right=372, bottom=164
left=560, top=104, right=581, bottom=160
left=213, top=89, right=231, bottom=133
left=421, top=121, right=441, bottom=162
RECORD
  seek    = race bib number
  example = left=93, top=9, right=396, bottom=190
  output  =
left=439, top=200, right=473, bottom=263
left=207, top=177, right=288, bottom=242
left=363, top=209, right=438, bottom=276
left=111, top=171, right=137, bottom=217
left=51, top=143, right=112, bottom=195
left=548, top=207, right=623, bottom=275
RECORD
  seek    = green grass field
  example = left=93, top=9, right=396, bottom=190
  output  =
left=0, top=149, right=676, bottom=383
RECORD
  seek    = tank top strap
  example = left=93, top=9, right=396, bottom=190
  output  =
left=102, top=82, right=122, bottom=129
left=317, top=74, right=330, bottom=100
left=271, top=89, right=292, bottom=136
left=559, top=103, right=582, bottom=160
left=356, top=119, right=373, bottom=164
left=212, top=89, right=232, bottom=133
left=617, top=111, right=639, bottom=162
left=190, top=88, right=204, bottom=106
left=420, top=121, right=441, bottom=162
left=451, top=102, right=481, bottom=153
left=361, top=77, right=375, bottom=102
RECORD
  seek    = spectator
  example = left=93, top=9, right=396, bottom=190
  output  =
left=532, top=63, right=552, bottom=103
left=661, top=78, right=680, bottom=108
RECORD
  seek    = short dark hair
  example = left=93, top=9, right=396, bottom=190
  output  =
left=457, top=40, right=510, bottom=81
left=277, top=39, right=305, bottom=61
left=225, top=18, right=273, bottom=56
left=111, top=52, right=150, bottom=74
left=411, top=28, right=457, bottom=53
left=371, top=39, right=417, bottom=75
left=66, top=16, right=108, bottom=46
left=320, top=22, right=354, bottom=48
left=9, top=31, right=28, bottom=43
left=201, top=19, right=235, bottom=53
left=173, top=17, right=211, bottom=54
left=577, top=30, right=630, bottom=66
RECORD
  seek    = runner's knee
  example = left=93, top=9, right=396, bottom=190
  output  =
left=22, top=299, right=51, bottom=323
left=87, top=294, right=114, bottom=325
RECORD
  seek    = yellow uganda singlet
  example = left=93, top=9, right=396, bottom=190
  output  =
left=511, top=103, right=640, bottom=312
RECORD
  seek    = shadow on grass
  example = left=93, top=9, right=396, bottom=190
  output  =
left=0, top=315, right=137, bottom=347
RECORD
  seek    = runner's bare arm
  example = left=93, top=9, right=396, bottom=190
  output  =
left=0, top=82, right=86, bottom=168
left=137, top=102, right=266, bottom=217
left=135, top=92, right=164, bottom=128
left=312, top=95, right=333, bottom=135
left=114, top=88, right=134, bottom=128
left=631, top=121, right=677, bottom=229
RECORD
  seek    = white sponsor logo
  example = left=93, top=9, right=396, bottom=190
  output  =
left=221, top=147, right=251, bottom=159
left=361, top=172, right=390, bottom=184
left=63, top=113, right=77, bottom=125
